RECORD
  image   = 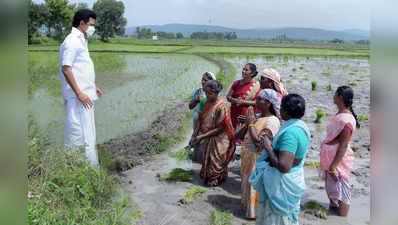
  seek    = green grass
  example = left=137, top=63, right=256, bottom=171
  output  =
left=358, top=115, right=368, bottom=122
left=292, top=68, right=297, bottom=72
left=209, top=209, right=233, bottom=225
left=314, top=109, right=326, bottom=123
left=28, top=119, right=133, bottom=225
left=158, top=168, right=194, bottom=182
left=312, top=81, right=317, bottom=91
left=303, top=200, right=327, bottom=219
left=299, top=66, right=305, bottom=70
left=182, top=187, right=207, bottom=203
left=148, top=110, right=194, bottom=155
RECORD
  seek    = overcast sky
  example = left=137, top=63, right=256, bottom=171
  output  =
left=34, top=0, right=370, bottom=30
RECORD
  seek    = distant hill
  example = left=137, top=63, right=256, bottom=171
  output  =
left=125, top=24, right=369, bottom=41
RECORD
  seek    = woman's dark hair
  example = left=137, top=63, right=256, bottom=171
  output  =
left=73, top=9, right=97, bottom=28
left=281, top=94, right=306, bottom=119
left=336, top=86, right=360, bottom=128
left=204, top=80, right=223, bottom=94
left=247, top=63, right=258, bottom=78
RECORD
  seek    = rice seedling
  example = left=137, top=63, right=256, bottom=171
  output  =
left=302, top=75, right=310, bottom=81
left=320, top=72, right=331, bottom=76
left=324, top=84, right=332, bottom=91
left=303, top=200, right=327, bottom=219
left=292, top=68, right=297, bottom=72
left=348, top=82, right=358, bottom=87
left=158, top=168, right=194, bottom=182
left=209, top=209, right=233, bottom=225
left=358, top=115, right=368, bottom=122
left=299, top=66, right=305, bottom=70
left=314, top=109, right=325, bottom=123
left=304, top=161, right=320, bottom=168
left=181, top=187, right=207, bottom=203
left=349, top=72, right=356, bottom=75
left=312, top=81, right=317, bottom=91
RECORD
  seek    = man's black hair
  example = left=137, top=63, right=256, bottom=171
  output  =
left=72, top=9, right=97, bottom=28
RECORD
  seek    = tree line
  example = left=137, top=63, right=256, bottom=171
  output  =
left=135, top=27, right=184, bottom=39
left=135, top=28, right=238, bottom=40
left=28, top=0, right=127, bottom=43
left=190, top=31, right=237, bottom=40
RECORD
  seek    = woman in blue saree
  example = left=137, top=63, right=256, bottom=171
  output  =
left=249, top=94, right=311, bottom=225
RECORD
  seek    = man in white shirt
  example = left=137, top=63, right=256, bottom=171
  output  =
left=60, top=9, right=102, bottom=166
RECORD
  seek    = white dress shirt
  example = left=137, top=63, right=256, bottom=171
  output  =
left=59, top=27, right=97, bottom=101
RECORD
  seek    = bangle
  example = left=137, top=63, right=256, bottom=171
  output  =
left=328, top=168, right=336, bottom=174
left=248, top=124, right=256, bottom=128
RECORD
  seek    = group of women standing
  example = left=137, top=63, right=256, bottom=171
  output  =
left=188, top=63, right=360, bottom=225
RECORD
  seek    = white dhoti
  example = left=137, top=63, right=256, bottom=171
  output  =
left=64, top=98, right=98, bottom=166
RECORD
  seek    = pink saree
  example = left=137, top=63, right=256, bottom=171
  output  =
left=319, top=113, right=356, bottom=182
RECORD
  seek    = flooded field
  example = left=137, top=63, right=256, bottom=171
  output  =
left=28, top=53, right=218, bottom=144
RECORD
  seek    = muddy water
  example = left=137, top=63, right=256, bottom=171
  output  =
left=28, top=53, right=218, bottom=145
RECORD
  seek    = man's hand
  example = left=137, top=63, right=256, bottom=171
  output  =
left=96, top=88, right=103, bottom=98
left=78, top=92, right=93, bottom=109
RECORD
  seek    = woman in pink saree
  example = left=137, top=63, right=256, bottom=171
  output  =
left=319, top=86, right=360, bottom=217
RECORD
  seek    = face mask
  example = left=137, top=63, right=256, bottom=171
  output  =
left=86, top=26, right=95, bottom=37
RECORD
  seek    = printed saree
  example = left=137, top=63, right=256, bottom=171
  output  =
left=199, top=98, right=236, bottom=185
left=240, top=116, right=280, bottom=218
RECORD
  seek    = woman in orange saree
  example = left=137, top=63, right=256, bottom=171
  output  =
left=237, top=89, right=281, bottom=219
left=227, top=63, right=260, bottom=131
left=319, top=86, right=360, bottom=217
left=191, top=80, right=236, bottom=186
